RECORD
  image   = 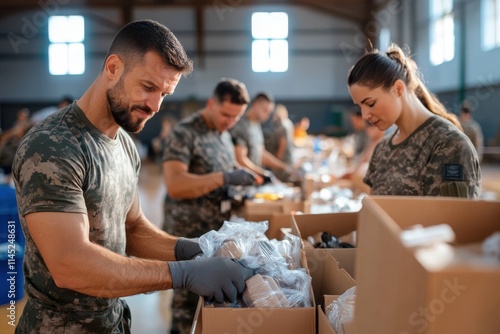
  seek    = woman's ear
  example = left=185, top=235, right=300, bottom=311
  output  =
left=392, top=79, right=405, bottom=97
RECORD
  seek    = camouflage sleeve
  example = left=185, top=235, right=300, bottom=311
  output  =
left=423, top=135, right=481, bottom=198
left=161, top=124, right=194, bottom=165
left=229, top=121, right=249, bottom=148
left=13, top=130, right=87, bottom=216
left=363, top=140, right=383, bottom=188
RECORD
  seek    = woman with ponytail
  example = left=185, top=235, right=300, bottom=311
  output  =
left=347, top=44, right=480, bottom=197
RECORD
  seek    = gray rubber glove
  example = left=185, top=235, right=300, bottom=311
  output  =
left=223, top=169, right=256, bottom=186
left=168, top=257, right=254, bottom=303
left=174, top=238, right=203, bottom=261
left=261, top=170, right=278, bottom=185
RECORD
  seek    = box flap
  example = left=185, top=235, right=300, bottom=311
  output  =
left=306, top=249, right=356, bottom=306
left=318, top=305, right=337, bottom=334
left=190, top=297, right=203, bottom=334
left=354, top=196, right=500, bottom=334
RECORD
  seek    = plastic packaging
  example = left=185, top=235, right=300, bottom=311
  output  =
left=482, top=231, right=500, bottom=259
left=326, top=286, right=356, bottom=334
left=242, top=274, right=290, bottom=308
left=270, top=232, right=301, bottom=269
left=310, top=185, right=365, bottom=214
left=400, top=224, right=455, bottom=248
left=199, top=220, right=311, bottom=308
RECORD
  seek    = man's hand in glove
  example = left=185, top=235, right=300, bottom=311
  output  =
left=174, top=237, right=203, bottom=261
left=223, top=169, right=256, bottom=186
left=168, top=257, right=254, bottom=303
left=261, top=170, right=278, bottom=185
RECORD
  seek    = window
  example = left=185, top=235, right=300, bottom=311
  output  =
left=482, top=0, right=500, bottom=50
left=48, top=15, right=85, bottom=75
left=251, top=12, right=288, bottom=72
left=379, top=27, right=391, bottom=52
left=430, top=0, right=455, bottom=65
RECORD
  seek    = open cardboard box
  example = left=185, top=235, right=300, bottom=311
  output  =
left=316, top=252, right=356, bottom=334
left=243, top=199, right=309, bottom=215
left=291, top=212, right=358, bottom=280
left=354, top=196, right=500, bottom=334
left=243, top=200, right=310, bottom=240
left=191, top=251, right=316, bottom=334
left=318, top=295, right=339, bottom=334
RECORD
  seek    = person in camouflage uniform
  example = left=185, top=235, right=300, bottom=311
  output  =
left=348, top=44, right=481, bottom=197
left=459, top=101, right=484, bottom=163
left=11, top=20, right=253, bottom=334
left=230, top=93, right=298, bottom=182
left=263, top=104, right=295, bottom=182
left=162, top=78, right=256, bottom=334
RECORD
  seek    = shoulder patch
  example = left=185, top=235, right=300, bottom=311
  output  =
left=443, top=164, right=464, bottom=181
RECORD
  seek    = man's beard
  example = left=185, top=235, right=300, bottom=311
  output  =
left=106, top=78, right=152, bottom=133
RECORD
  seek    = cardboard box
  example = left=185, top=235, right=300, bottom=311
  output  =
left=354, top=196, right=500, bottom=334
left=244, top=199, right=309, bottom=215
left=319, top=296, right=356, bottom=334
left=316, top=253, right=356, bottom=334
left=194, top=252, right=316, bottom=334
left=318, top=295, right=339, bottom=334
left=244, top=200, right=309, bottom=240
left=291, top=212, right=358, bottom=278
left=307, top=251, right=356, bottom=314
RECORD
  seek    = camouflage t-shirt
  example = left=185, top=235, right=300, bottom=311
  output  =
left=12, top=102, right=140, bottom=333
left=229, top=116, right=264, bottom=166
left=162, top=111, right=236, bottom=237
left=364, top=116, right=481, bottom=197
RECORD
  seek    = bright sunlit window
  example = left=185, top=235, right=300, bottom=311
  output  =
left=430, top=0, right=455, bottom=65
left=48, top=15, right=85, bottom=75
left=482, top=0, right=500, bottom=50
left=252, top=12, right=288, bottom=72
left=379, top=27, right=391, bottom=52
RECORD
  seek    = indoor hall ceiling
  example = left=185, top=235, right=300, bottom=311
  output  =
left=0, top=0, right=393, bottom=24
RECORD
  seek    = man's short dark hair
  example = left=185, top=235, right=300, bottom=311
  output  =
left=253, top=92, right=275, bottom=103
left=213, top=78, right=250, bottom=105
left=104, top=19, right=193, bottom=76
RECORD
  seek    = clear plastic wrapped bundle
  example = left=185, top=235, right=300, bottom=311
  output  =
left=200, top=220, right=311, bottom=308
left=199, top=220, right=269, bottom=258
left=326, top=286, right=356, bottom=334
left=242, top=274, right=290, bottom=308
left=269, top=232, right=302, bottom=269
left=311, top=185, right=365, bottom=214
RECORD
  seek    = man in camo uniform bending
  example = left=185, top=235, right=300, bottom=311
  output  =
left=12, top=20, right=252, bottom=334
left=161, top=78, right=256, bottom=334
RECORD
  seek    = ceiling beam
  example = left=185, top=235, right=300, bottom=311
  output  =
left=121, top=0, right=134, bottom=25
left=294, top=1, right=366, bottom=23
left=195, top=4, right=205, bottom=68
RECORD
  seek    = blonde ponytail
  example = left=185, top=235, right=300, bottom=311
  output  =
left=413, top=79, right=462, bottom=130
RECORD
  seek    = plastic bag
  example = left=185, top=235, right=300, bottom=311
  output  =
left=200, top=219, right=311, bottom=308
left=199, top=220, right=268, bottom=258
left=242, top=274, right=290, bottom=308
left=270, top=232, right=301, bottom=269
left=326, top=286, right=356, bottom=334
